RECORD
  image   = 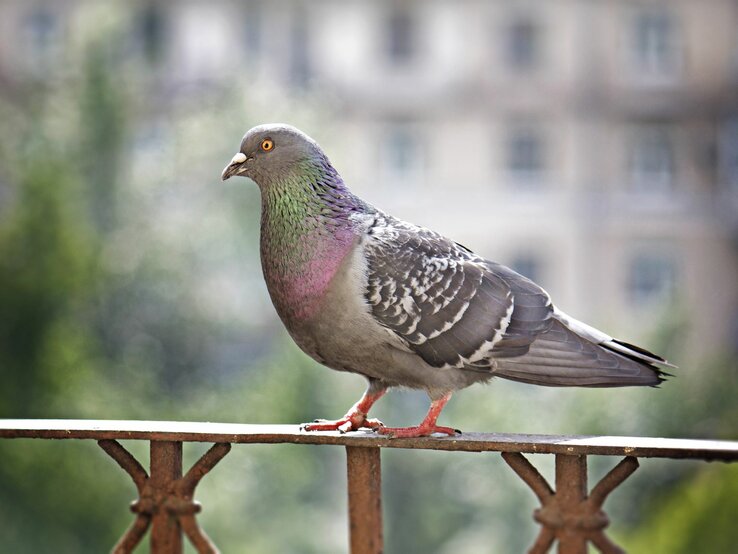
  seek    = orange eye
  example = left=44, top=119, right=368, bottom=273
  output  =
left=260, top=138, right=274, bottom=152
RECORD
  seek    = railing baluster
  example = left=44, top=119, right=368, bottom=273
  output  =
left=346, top=446, right=383, bottom=554
left=503, top=452, right=638, bottom=553
left=98, top=439, right=230, bottom=553
left=554, top=455, right=588, bottom=554
left=150, top=441, right=184, bottom=553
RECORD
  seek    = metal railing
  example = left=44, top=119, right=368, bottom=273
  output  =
left=1, top=419, right=737, bottom=554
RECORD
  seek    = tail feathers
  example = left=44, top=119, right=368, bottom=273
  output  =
left=492, top=315, right=671, bottom=388
left=604, top=338, right=676, bottom=369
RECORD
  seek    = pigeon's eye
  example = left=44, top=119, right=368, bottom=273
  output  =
left=260, top=138, right=274, bottom=152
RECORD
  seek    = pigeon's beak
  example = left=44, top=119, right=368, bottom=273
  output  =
left=221, top=152, right=250, bottom=181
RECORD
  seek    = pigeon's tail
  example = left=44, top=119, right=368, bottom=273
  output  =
left=492, top=310, right=672, bottom=388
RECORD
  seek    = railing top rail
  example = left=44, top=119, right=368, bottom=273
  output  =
left=1, top=419, right=736, bottom=461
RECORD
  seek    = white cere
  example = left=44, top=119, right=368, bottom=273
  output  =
left=231, top=152, right=247, bottom=164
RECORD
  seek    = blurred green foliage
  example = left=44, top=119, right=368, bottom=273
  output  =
left=0, top=25, right=737, bottom=554
left=618, top=463, right=738, bottom=554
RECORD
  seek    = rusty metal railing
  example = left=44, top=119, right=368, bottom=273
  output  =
left=1, top=420, right=737, bottom=554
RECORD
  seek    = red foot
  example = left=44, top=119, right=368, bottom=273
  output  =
left=302, top=386, right=387, bottom=433
left=301, top=413, right=385, bottom=433
left=378, top=425, right=460, bottom=438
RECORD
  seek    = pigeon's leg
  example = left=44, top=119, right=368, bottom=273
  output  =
left=302, top=380, right=387, bottom=433
left=378, top=393, right=459, bottom=438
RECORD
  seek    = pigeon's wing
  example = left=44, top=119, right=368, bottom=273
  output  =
left=476, top=263, right=667, bottom=386
left=478, top=261, right=555, bottom=359
left=492, top=317, right=667, bottom=386
left=364, top=216, right=542, bottom=369
left=364, top=214, right=667, bottom=386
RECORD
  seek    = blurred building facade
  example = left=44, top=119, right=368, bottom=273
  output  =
left=1, top=0, right=737, bottom=361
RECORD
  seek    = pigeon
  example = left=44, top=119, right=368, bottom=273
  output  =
left=221, top=124, right=671, bottom=438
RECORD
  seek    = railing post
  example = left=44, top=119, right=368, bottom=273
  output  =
left=346, top=446, right=383, bottom=554
left=555, top=455, right=587, bottom=554
left=150, top=441, right=183, bottom=554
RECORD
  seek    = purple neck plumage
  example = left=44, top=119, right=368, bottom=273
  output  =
left=258, top=155, right=367, bottom=322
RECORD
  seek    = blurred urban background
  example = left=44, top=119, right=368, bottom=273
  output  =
left=0, top=0, right=737, bottom=552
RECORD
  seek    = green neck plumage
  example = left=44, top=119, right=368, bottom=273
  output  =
left=258, top=158, right=363, bottom=320
left=260, top=160, right=350, bottom=241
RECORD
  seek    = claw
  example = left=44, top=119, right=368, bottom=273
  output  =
left=302, top=386, right=388, bottom=434
left=302, top=414, right=385, bottom=433
left=363, top=418, right=385, bottom=431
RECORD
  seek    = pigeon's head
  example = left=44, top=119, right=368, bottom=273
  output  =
left=221, top=123, right=325, bottom=186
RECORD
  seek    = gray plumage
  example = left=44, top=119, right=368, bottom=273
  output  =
left=363, top=212, right=667, bottom=388
left=222, top=124, right=670, bottom=437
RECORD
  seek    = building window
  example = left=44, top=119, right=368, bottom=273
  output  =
left=136, top=3, right=166, bottom=65
left=24, top=8, right=60, bottom=70
left=628, top=125, right=675, bottom=192
left=510, top=254, right=542, bottom=283
left=505, top=16, right=541, bottom=71
left=243, top=6, right=262, bottom=57
left=381, top=125, right=424, bottom=182
left=718, top=118, right=738, bottom=189
left=387, top=8, right=415, bottom=65
left=289, top=13, right=311, bottom=87
left=628, top=252, right=677, bottom=305
left=630, top=9, right=680, bottom=78
left=506, top=124, right=546, bottom=184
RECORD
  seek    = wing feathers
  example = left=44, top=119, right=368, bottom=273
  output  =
left=363, top=212, right=670, bottom=388
left=493, top=319, right=667, bottom=387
